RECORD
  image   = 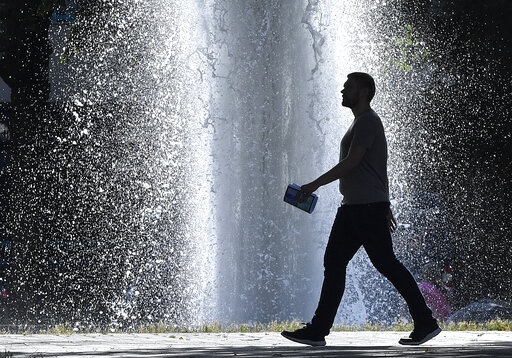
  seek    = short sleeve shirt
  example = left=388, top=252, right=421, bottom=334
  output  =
left=339, top=109, right=389, bottom=205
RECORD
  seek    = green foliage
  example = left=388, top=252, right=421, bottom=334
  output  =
left=444, top=319, right=512, bottom=331
left=1, top=320, right=512, bottom=334
left=386, top=24, right=431, bottom=73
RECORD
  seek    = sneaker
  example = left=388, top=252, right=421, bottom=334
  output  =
left=399, top=322, right=441, bottom=345
left=281, top=323, right=326, bottom=346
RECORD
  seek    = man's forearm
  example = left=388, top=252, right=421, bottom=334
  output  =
left=298, top=145, right=365, bottom=198
left=313, top=159, right=356, bottom=188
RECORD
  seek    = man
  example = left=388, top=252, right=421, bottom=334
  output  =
left=281, top=72, right=441, bottom=346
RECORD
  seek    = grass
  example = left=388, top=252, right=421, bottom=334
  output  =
left=0, top=320, right=511, bottom=334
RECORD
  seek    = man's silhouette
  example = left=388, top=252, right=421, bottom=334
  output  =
left=281, top=72, right=441, bottom=346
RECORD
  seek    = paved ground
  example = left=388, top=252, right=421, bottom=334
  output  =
left=1, top=331, right=511, bottom=357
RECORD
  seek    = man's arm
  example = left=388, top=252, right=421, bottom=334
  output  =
left=297, top=143, right=397, bottom=233
left=297, top=144, right=366, bottom=201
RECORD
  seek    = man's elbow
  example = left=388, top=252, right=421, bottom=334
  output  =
left=344, top=161, right=358, bottom=175
left=346, top=147, right=366, bottom=169
left=337, top=159, right=359, bottom=178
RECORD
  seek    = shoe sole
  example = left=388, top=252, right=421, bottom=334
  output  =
left=281, top=332, right=326, bottom=346
left=399, top=327, right=442, bottom=345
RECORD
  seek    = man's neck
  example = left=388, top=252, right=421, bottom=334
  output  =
left=351, top=103, right=371, bottom=118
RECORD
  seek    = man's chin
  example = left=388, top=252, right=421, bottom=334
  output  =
left=341, top=101, right=352, bottom=108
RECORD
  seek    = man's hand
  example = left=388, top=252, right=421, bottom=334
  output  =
left=296, top=182, right=320, bottom=203
left=387, top=208, right=397, bottom=233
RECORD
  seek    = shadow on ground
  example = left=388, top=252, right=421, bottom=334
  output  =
left=9, top=342, right=512, bottom=357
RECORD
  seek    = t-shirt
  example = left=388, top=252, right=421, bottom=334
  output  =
left=339, top=109, right=389, bottom=205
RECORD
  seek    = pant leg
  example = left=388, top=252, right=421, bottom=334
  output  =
left=356, top=202, right=435, bottom=326
left=310, top=206, right=362, bottom=335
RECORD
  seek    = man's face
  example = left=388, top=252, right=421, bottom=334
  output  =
left=340, top=79, right=361, bottom=108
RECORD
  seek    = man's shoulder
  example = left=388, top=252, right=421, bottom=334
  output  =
left=356, top=110, right=382, bottom=127
left=364, top=109, right=381, bottom=121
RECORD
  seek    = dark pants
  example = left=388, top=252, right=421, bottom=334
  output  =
left=311, top=202, right=434, bottom=335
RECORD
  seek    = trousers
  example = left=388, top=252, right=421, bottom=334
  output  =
left=311, top=202, right=434, bottom=335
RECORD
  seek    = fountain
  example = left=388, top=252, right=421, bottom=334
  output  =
left=0, top=0, right=434, bottom=328
left=50, top=0, right=416, bottom=327
left=1, top=0, right=510, bottom=329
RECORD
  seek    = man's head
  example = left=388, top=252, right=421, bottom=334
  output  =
left=341, top=72, right=376, bottom=108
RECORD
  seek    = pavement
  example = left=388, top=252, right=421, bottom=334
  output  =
left=1, top=331, right=511, bottom=357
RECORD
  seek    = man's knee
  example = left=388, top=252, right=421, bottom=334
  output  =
left=371, top=256, right=404, bottom=277
left=323, top=253, right=350, bottom=273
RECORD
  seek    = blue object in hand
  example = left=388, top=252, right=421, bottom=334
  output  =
left=283, top=183, right=318, bottom=214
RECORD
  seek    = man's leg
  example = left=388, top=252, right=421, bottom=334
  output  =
left=358, top=202, right=434, bottom=324
left=281, top=206, right=360, bottom=346
left=357, top=202, right=440, bottom=344
left=310, top=205, right=361, bottom=336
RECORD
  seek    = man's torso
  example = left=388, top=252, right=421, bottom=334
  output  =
left=339, top=109, right=389, bottom=205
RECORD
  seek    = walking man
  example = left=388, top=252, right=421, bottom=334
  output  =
left=281, top=72, right=441, bottom=346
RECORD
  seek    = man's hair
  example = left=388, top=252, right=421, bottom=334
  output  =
left=347, top=72, right=376, bottom=102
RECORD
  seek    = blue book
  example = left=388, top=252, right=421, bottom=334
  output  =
left=283, top=183, right=318, bottom=214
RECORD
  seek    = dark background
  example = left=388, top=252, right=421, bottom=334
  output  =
left=0, top=0, right=511, bottom=325
left=399, top=0, right=512, bottom=308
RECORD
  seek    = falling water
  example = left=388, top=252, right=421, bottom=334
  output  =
left=47, top=0, right=412, bottom=326
left=9, top=0, right=506, bottom=328
left=47, top=0, right=376, bottom=326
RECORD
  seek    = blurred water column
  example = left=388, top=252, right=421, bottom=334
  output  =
left=203, top=0, right=332, bottom=323
left=43, top=0, right=217, bottom=325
